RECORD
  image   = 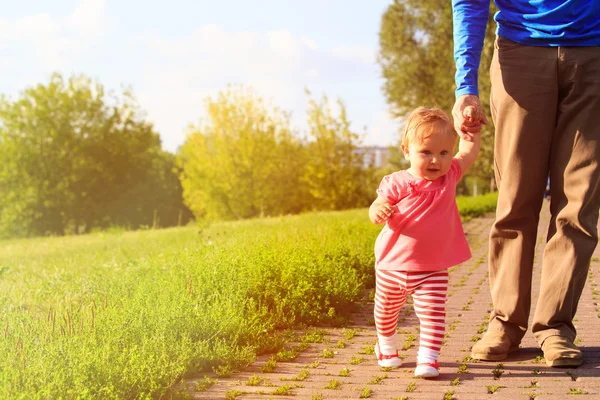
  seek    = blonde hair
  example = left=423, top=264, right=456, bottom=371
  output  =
left=401, top=107, right=455, bottom=147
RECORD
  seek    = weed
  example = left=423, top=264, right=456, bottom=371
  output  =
left=342, top=328, right=358, bottom=340
left=360, top=345, right=375, bottom=355
left=403, top=334, right=416, bottom=350
left=261, top=357, right=278, bottom=373
left=568, top=388, right=584, bottom=395
left=290, top=369, right=309, bottom=381
left=245, top=374, right=263, bottom=386
left=526, top=379, right=538, bottom=388
left=321, top=348, right=335, bottom=358
left=195, top=376, right=218, bottom=391
left=450, top=377, right=460, bottom=386
left=302, top=329, right=328, bottom=343
left=350, top=356, right=364, bottom=365
left=276, top=349, right=297, bottom=362
left=487, top=385, right=504, bottom=394
left=492, top=367, right=504, bottom=380
left=292, top=342, right=310, bottom=353
left=406, top=381, right=417, bottom=392
left=443, top=390, right=455, bottom=400
left=271, top=384, right=294, bottom=395
left=368, top=374, right=388, bottom=384
left=325, top=379, right=341, bottom=390
left=339, top=367, right=350, bottom=377
left=360, top=386, right=372, bottom=398
left=225, top=389, right=243, bottom=400
left=214, top=365, right=234, bottom=377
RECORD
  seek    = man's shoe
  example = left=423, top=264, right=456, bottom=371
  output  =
left=471, top=331, right=519, bottom=361
left=542, top=335, right=583, bottom=367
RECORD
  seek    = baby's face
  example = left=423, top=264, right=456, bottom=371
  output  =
left=402, top=123, right=456, bottom=181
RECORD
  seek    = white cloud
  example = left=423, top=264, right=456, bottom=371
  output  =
left=268, top=30, right=299, bottom=59
left=66, top=0, right=107, bottom=37
left=332, top=44, right=376, bottom=64
left=305, top=69, right=319, bottom=78
left=14, top=14, right=60, bottom=37
left=137, top=25, right=388, bottom=152
left=301, top=36, right=317, bottom=50
left=0, top=0, right=108, bottom=74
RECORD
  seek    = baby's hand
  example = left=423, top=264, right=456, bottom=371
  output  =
left=463, top=105, right=480, bottom=123
left=452, top=95, right=488, bottom=142
left=461, top=105, right=484, bottom=141
left=375, top=201, right=394, bottom=223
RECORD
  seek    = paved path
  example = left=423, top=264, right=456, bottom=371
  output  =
left=188, top=203, right=600, bottom=399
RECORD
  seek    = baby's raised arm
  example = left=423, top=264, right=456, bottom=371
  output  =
left=454, top=106, right=482, bottom=173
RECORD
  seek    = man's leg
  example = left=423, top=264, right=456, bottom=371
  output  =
left=473, top=36, right=558, bottom=360
left=532, top=46, right=600, bottom=366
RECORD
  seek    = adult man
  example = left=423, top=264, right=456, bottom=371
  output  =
left=451, top=0, right=600, bottom=367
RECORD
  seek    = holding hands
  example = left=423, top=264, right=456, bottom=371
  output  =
left=452, top=94, right=488, bottom=141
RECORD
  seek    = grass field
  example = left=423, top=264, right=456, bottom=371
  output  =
left=0, top=192, right=497, bottom=399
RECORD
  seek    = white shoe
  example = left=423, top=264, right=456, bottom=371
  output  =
left=414, top=361, right=440, bottom=378
left=374, top=342, right=402, bottom=368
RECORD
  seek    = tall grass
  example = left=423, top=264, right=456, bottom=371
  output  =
left=0, top=193, right=497, bottom=398
left=0, top=210, right=377, bottom=398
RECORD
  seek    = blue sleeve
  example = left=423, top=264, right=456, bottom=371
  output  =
left=452, top=0, right=490, bottom=98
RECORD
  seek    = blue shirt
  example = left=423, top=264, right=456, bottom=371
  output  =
left=452, top=0, right=600, bottom=98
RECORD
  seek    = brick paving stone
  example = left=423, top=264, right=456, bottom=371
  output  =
left=186, top=203, right=600, bottom=399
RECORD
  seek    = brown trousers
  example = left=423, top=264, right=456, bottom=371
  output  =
left=488, top=36, right=600, bottom=345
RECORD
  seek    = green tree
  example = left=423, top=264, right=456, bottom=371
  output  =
left=0, top=73, right=189, bottom=237
left=378, top=0, right=497, bottom=192
left=178, top=85, right=308, bottom=221
left=302, top=93, right=369, bottom=210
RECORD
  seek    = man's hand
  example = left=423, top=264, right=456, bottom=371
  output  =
left=452, top=94, right=488, bottom=141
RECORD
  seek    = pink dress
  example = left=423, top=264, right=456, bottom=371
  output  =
left=374, top=159, right=471, bottom=271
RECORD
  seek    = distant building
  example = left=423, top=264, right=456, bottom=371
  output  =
left=356, top=146, right=391, bottom=168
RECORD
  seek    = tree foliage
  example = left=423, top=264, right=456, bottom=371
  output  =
left=178, top=86, right=309, bottom=221
left=0, top=73, right=190, bottom=238
left=303, top=93, right=370, bottom=210
left=378, top=0, right=497, bottom=190
left=178, top=86, right=374, bottom=221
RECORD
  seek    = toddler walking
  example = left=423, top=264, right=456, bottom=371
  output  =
left=368, top=106, right=480, bottom=378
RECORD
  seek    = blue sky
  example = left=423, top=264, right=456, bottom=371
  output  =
left=0, top=0, right=399, bottom=153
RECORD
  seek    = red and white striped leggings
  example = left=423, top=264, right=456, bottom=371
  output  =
left=374, top=269, right=448, bottom=352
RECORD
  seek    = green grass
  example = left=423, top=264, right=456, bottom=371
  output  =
left=456, top=191, right=498, bottom=221
left=0, top=195, right=496, bottom=398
